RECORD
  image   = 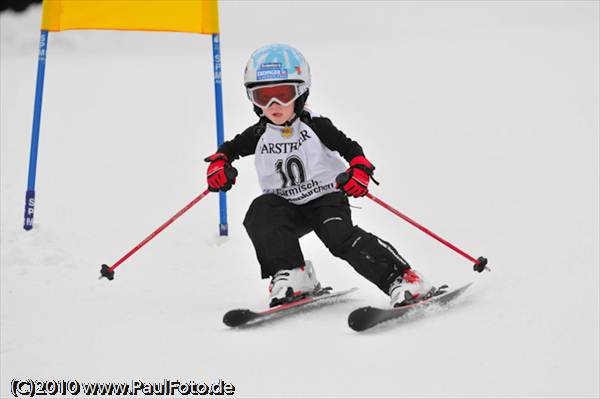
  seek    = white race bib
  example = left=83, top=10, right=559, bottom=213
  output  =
left=254, top=114, right=346, bottom=204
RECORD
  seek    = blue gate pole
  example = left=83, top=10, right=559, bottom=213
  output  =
left=24, top=30, right=49, bottom=231
left=211, top=33, right=228, bottom=236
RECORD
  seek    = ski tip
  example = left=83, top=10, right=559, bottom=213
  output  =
left=458, top=282, right=474, bottom=292
left=347, top=306, right=377, bottom=332
left=223, top=309, right=255, bottom=327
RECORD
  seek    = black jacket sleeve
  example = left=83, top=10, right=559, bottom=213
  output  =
left=305, top=115, right=365, bottom=163
left=216, top=119, right=267, bottom=161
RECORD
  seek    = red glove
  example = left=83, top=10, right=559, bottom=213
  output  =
left=204, top=152, right=237, bottom=192
left=336, top=156, right=377, bottom=197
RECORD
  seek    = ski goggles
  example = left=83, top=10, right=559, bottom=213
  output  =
left=247, top=83, right=304, bottom=108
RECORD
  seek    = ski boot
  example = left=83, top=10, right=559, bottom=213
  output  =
left=389, top=268, right=436, bottom=307
left=268, top=261, right=321, bottom=307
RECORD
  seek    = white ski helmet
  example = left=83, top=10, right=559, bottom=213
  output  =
left=244, top=44, right=311, bottom=92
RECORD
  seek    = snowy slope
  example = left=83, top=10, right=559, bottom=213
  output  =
left=1, top=1, right=599, bottom=398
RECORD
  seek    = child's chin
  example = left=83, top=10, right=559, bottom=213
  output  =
left=267, top=116, right=286, bottom=125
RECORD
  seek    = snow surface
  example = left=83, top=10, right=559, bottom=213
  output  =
left=1, top=1, right=599, bottom=398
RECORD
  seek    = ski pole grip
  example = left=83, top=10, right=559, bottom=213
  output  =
left=336, top=172, right=351, bottom=187
left=473, top=256, right=489, bottom=273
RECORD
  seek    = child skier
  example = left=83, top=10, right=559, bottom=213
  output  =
left=205, top=44, right=434, bottom=308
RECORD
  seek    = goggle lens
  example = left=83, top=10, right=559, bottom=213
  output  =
left=250, top=84, right=299, bottom=107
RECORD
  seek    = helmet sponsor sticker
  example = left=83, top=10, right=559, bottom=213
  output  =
left=256, top=62, right=288, bottom=80
left=256, top=68, right=288, bottom=80
left=260, top=62, right=282, bottom=69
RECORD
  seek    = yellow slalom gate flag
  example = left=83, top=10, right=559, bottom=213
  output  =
left=41, top=0, right=219, bottom=34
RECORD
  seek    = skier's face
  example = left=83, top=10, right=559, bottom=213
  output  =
left=262, top=101, right=295, bottom=125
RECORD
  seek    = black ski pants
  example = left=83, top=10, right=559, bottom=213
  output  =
left=243, top=192, right=410, bottom=294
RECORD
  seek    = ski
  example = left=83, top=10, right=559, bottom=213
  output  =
left=347, top=283, right=472, bottom=332
left=223, top=287, right=358, bottom=328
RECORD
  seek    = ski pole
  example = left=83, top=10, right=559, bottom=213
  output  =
left=336, top=173, right=489, bottom=272
left=99, top=188, right=212, bottom=281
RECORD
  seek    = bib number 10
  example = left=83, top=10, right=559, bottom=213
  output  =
left=275, top=156, right=306, bottom=188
